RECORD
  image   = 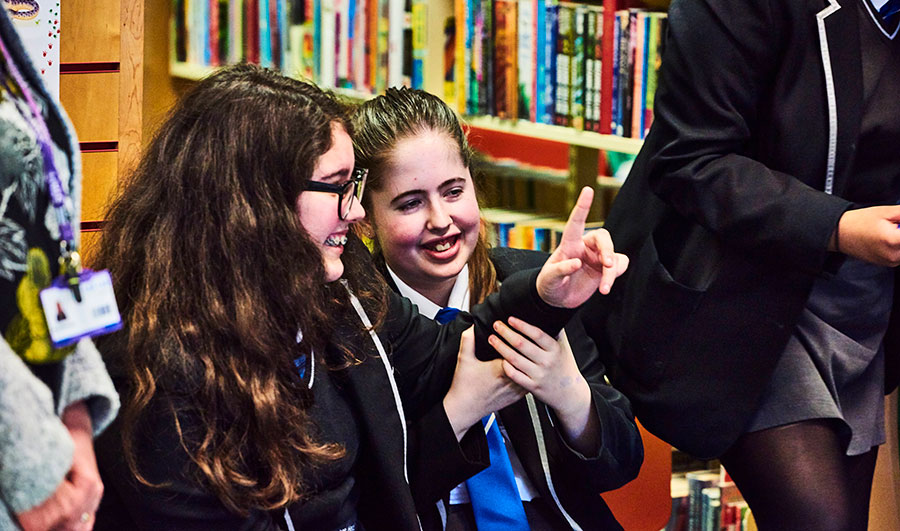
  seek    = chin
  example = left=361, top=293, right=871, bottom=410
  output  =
left=324, top=263, right=344, bottom=283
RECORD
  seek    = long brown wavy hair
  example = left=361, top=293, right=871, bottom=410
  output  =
left=351, top=87, right=498, bottom=304
left=94, top=64, right=384, bottom=515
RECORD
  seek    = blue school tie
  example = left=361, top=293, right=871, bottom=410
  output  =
left=465, top=414, right=530, bottom=530
left=434, top=307, right=529, bottom=528
left=434, top=306, right=461, bottom=324
left=879, top=0, right=900, bottom=20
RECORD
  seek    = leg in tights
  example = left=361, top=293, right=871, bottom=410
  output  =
left=719, top=419, right=878, bottom=531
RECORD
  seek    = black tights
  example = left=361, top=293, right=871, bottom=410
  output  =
left=720, top=419, right=878, bottom=531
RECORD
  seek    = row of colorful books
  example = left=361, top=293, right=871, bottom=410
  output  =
left=172, top=0, right=423, bottom=93
left=290, top=0, right=423, bottom=93
left=481, top=208, right=605, bottom=251
left=171, top=0, right=666, bottom=141
left=172, top=0, right=291, bottom=70
left=667, top=468, right=757, bottom=531
left=450, top=1, right=667, bottom=139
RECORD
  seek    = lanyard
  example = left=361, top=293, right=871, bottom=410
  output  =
left=0, top=36, right=82, bottom=297
left=0, top=37, right=75, bottom=245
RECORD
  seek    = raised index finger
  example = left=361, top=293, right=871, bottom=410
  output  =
left=559, top=187, right=594, bottom=248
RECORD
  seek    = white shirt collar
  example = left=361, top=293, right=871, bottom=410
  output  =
left=386, top=263, right=471, bottom=319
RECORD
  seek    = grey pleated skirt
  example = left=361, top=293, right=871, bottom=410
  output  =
left=746, top=257, right=894, bottom=456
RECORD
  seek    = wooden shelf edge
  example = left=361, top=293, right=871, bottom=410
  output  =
left=597, top=175, right=626, bottom=189
left=170, top=62, right=218, bottom=80
left=466, top=115, right=644, bottom=154
left=168, top=65, right=643, bottom=156
left=479, top=157, right=569, bottom=184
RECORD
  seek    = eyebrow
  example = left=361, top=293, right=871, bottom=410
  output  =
left=390, top=177, right=466, bottom=204
left=314, top=167, right=352, bottom=183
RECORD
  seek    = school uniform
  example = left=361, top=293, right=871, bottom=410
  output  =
left=95, top=237, right=577, bottom=531
left=586, top=0, right=900, bottom=459
left=380, top=247, right=643, bottom=530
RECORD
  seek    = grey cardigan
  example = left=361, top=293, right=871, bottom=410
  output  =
left=0, top=6, right=119, bottom=528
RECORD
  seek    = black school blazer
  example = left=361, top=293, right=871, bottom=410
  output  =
left=95, top=254, right=574, bottom=530
left=587, top=0, right=900, bottom=459
left=381, top=248, right=643, bottom=530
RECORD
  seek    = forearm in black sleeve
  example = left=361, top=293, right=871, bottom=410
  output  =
left=406, top=403, right=489, bottom=512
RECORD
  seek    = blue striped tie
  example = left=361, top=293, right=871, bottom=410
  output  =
left=879, top=0, right=900, bottom=20
left=465, top=414, right=530, bottom=530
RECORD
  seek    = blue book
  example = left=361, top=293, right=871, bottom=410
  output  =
left=259, top=0, right=272, bottom=67
left=535, top=0, right=546, bottom=122
left=541, top=1, right=558, bottom=124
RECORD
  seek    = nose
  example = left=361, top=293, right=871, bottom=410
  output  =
left=345, top=195, right=366, bottom=223
left=426, top=203, right=452, bottom=232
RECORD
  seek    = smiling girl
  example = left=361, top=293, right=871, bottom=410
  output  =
left=352, top=87, right=642, bottom=530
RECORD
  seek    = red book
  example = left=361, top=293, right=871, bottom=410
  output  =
left=209, top=0, right=220, bottom=65
left=599, top=0, right=616, bottom=134
left=245, top=0, right=260, bottom=64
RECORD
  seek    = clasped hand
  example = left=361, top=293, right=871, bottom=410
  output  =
left=16, top=402, right=103, bottom=531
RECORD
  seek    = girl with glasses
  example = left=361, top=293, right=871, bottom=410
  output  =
left=352, top=87, right=642, bottom=530
left=91, top=65, right=627, bottom=530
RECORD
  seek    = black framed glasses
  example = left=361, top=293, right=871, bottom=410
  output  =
left=303, top=167, right=368, bottom=220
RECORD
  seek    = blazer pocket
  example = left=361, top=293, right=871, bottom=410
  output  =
left=617, top=233, right=707, bottom=388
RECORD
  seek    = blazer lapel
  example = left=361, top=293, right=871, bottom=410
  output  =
left=815, top=0, right=864, bottom=196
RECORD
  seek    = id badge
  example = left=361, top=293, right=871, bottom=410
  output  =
left=39, top=269, right=122, bottom=348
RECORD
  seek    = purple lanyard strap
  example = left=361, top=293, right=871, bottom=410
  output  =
left=0, top=36, right=76, bottom=251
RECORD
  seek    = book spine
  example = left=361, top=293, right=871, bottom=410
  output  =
left=246, top=0, right=260, bottom=64
left=336, top=0, right=350, bottom=85
left=352, top=0, right=368, bottom=89
left=376, top=0, right=390, bottom=92
left=200, top=0, right=211, bottom=63
left=209, top=0, right=220, bottom=65
left=174, top=0, right=187, bottom=62
left=387, top=0, right=404, bottom=87
left=443, top=15, right=456, bottom=102
left=507, top=0, right=517, bottom=120
left=275, top=0, right=286, bottom=69
left=591, top=6, right=603, bottom=132
left=493, top=0, right=510, bottom=118
left=320, top=0, right=336, bottom=86
left=228, top=0, right=243, bottom=63
left=571, top=4, right=585, bottom=130
left=620, top=9, right=637, bottom=137
left=366, top=0, right=378, bottom=89
left=455, top=0, right=467, bottom=113
left=534, top=0, right=545, bottom=123
left=517, top=0, right=535, bottom=121
left=554, top=3, right=572, bottom=126
left=584, top=7, right=595, bottom=132
left=598, top=0, right=615, bottom=133
left=481, top=0, right=493, bottom=116
left=411, top=0, right=426, bottom=89
left=259, top=0, right=272, bottom=66
left=467, top=0, right=479, bottom=115
left=402, top=0, right=413, bottom=88
left=631, top=11, right=645, bottom=138
left=540, top=0, right=557, bottom=125
left=643, top=12, right=665, bottom=137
